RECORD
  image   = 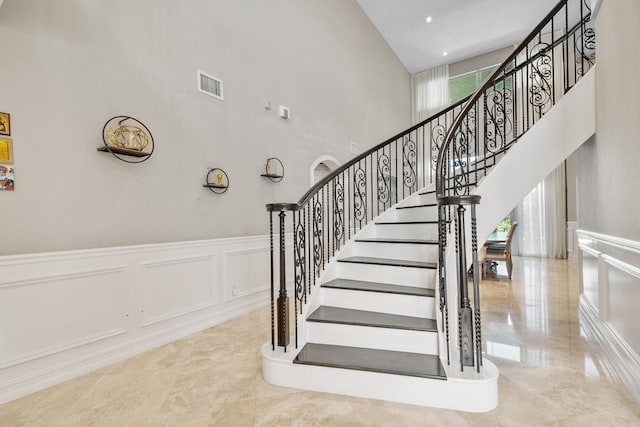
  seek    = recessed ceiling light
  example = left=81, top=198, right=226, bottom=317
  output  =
left=443, top=51, right=448, bottom=56
left=425, top=16, right=432, bottom=23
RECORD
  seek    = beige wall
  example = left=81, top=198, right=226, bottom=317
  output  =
left=577, top=0, right=640, bottom=240
left=0, top=0, right=411, bottom=255
left=449, top=46, right=515, bottom=77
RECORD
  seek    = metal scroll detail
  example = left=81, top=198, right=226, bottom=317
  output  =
left=451, top=105, right=476, bottom=195
left=575, top=30, right=595, bottom=76
left=294, top=214, right=306, bottom=307
left=353, top=167, right=367, bottom=224
left=312, top=200, right=323, bottom=268
left=377, top=153, right=391, bottom=209
left=485, top=87, right=514, bottom=153
left=431, top=124, right=446, bottom=176
left=528, top=42, right=553, bottom=116
left=402, top=137, right=417, bottom=192
left=333, top=180, right=344, bottom=248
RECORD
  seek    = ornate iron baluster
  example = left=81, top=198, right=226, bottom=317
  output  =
left=403, top=136, right=417, bottom=195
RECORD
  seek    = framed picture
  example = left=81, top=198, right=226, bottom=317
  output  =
left=0, top=112, right=10, bottom=136
left=0, top=164, right=14, bottom=191
left=0, top=137, right=13, bottom=164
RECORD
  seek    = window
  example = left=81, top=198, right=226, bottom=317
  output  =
left=448, top=65, right=498, bottom=104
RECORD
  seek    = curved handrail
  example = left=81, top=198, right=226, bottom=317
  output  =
left=436, top=0, right=594, bottom=198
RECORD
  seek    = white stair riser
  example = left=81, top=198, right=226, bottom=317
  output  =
left=320, top=287, right=436, bottom=318
left=306, top=322, right=439, bottom=355
left=262, top=343, right=500, bottom=413
left=417, top=192, right=437, bottom=204
left=337, top=262, right=436, bottom=288
left=345, top=241, right=438, bottom=263
left=395, top=206, right=439, bottom=222
left=373, top=223, right=439, bottom=240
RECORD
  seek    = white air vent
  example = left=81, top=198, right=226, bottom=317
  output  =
left=197, top=70, right=223, bottom=100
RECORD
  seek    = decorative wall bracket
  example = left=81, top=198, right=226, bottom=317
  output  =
left=261, top=157, right=284, bottom=182
left=98, top=116, right=154, bottom=163
left=203, top=167, right=229, bottom=194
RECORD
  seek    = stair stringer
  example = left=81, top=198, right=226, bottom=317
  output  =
left=474, top=66, right=595, bottom=246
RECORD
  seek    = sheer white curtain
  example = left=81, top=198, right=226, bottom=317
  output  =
left=411, top=64, right=449, bottom=124
left=512, top=163, right=567, bottom=258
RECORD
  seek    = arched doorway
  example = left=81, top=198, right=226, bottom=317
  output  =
left=309, top=155, right=340, bottom=186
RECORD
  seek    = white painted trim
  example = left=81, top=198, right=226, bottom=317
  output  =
left=578, top=243, right=601, bottom=258
left=0, top=265, right=127, bottom=288
left=577, top=229, right=640, bottom=255
left=309, top=155, right=341, bottom=186
left=578, top=229, right=640, bottom=405
left=0, top=234, right=272, bottom=404
left=579, top=295, right=640, bottom=407
left=262, top=342, right=499, bottom=412
left=601, top=254, right=640, bottom=280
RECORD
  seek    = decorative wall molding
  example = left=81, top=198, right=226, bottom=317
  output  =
left=578, top=228, right=640, bottom=406
left=140, top=254, right=218, bottom=327
left=0, top=235, right=271, bottom=404
left=580, top=296, right=640, bottom=407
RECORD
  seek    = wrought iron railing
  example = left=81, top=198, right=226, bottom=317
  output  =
left=435, top=0, right=595, bottom=372
left=266, top=96, right=472, bottom=351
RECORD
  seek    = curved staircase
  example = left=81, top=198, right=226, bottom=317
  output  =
left=262, top=0, right=595, bottom=413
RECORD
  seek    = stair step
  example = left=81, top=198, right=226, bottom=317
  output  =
left=355, top=237, right=438, bottom=245
left=397, top=203, right=437, bottom=210
left=322, top=278, right=434, bottom=297
left=307, top=306, right=437, bottom=331
left=375, top=220, right=438, bottom=225
left=419, top=189, right=436, bottom=195
left=338, top=256, right=437, bottom=269
left=294, top=343, right=446, bottom=380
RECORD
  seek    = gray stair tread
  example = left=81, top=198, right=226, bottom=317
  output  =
left=307, top=306, right=437, bottom=331
left=419, top=189, right=436, bottom=195
left=355, top=237, right=438, bottom=245
left=322, top=278, right=434, bottom=297
left=397, top=203, right=437, bottom=209
left=338, top=256, right=437, bottom=269
left=294, top=343, right=446, bottom=380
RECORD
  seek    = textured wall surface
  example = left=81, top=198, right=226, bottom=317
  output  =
left=0, top=0, right=410, bottom=255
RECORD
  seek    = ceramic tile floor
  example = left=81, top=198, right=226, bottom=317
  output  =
left=1, top=257, right=639, bottom=426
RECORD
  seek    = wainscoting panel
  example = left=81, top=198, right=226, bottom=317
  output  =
left=223, top=247, right=269, bottom=301
left=0, top=267, right=128, bottom=367
left=141, top=255, right=217, bottom=327
left=0, top=235, right=271, bottom=404
left=578, top=229, right=640, bottom=406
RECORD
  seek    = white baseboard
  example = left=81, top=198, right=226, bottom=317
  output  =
left=577, top=229, right=640, bottom=406
left=0, top=236, right=273, bottom=404
left=579, top=296, right=640, bottom=406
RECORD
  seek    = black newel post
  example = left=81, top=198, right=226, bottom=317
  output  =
left=456, top=204, right=474, bottom=369
left=277, top=210, right=290, bottom=349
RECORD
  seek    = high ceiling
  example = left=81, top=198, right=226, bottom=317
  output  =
left=356, top=0, right=560, bottom=74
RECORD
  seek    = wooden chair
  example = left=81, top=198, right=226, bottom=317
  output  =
left=481, top=222, right=519, bottom=279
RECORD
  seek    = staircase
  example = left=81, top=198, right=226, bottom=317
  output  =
left=263, top=187, right=499, bottom=411
left=262, top=0, right=594, bottom=413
